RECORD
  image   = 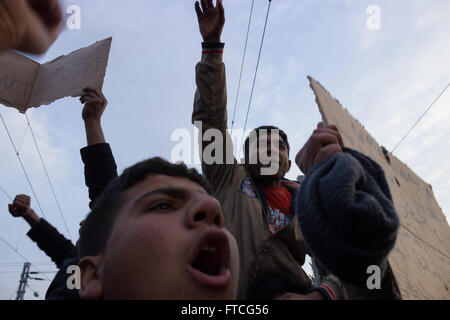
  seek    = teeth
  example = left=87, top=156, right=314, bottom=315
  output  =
left=202, top=246, right=217, bottom=252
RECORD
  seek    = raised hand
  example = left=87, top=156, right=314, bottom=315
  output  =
left=195, top=0, right=225, bottom=42
left=295, top=122, right=344, bottom=175
left=8, top=194, right=41, bottom=226
left=0, top=0, right=62, bottom=53
left=8, top=194, right=31, bottom=218
left=80, top=87, right=108, bottom=124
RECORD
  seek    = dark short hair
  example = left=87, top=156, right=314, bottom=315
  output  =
left=243, top=125, right=290, bottom=162
left=78, top=157, right=212, bottom=257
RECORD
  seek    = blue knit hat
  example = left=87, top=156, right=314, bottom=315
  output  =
left=295, top=148, right=399, bottom=287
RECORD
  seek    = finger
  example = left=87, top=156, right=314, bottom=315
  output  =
left=218, top=0, right=224, bottom=17
left=325, top=124, right=343, bottom=146
left=16, top=1, right=62, bottom=53
left=28, top=0, right=62, bottom=28
left=195, top=1, right=203, bottom=18
left=201, top=0, right=207, bottom=11
left=14, top=201, right=26, bottom=210
left=82, top=90, right=100, bottom=99
left=17, top=194, right=30, bottom=201
left=15, top=194, right=26, bottom=201
left=17, top=195, right=30, bottom=206
left=99, top=91, right=107, bottom=103
left=81, top=97, right=97, bottom=105
left=80, top=97, right=94, bottom=104
left=207, top=0, right=213, bottom=9
left=295, top=144, right=306, bottom=166
left=81, top=93, right=97, bottom=100
left=311, top=131, right=341, bottom=147
left=295, top=143, right=314, bottom=174
left=8, top=204, right=15, bottom=214
left=315, top=127, right=343, bottom=146
left=317, top=124, right=342, bottom=143
left=15, top=197, right=28, bottom=206
left=314, top=144, right=342, bottom=166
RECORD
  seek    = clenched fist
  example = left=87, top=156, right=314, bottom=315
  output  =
left=0, top=0, right=62, bottom=53
left=295, top=122, right=344, bottom=175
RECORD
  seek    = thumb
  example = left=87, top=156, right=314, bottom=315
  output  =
left=8, top=204, right=16, bottom=215
left=317, top=122, right=324, bottom=129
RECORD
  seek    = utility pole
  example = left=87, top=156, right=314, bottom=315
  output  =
left=16, top=262, right=31, bottom=300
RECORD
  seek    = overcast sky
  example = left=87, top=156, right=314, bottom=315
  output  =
left=1, top=0, right=449, bottom=300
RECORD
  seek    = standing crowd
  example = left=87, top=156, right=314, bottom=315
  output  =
left=2, top=0, right=400, bottom=300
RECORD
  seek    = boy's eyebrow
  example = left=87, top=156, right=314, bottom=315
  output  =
left=133, top=187, right=193, bottom=207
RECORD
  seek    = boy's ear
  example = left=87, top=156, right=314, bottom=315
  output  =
left=78, top=256, right=103, bottom=300
left=288, top=159, right=292, bottom=171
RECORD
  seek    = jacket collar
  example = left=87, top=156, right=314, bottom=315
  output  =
left=252, top=177, right=300, bottom=217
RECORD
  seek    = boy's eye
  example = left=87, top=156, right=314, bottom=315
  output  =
left=146, top=201, right=172, bottom=212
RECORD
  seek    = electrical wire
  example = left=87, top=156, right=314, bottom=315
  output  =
left=25, top=114, right=72, bottom=240
left=230, top=0, right=255, bottom=134
left=240, top=0, right=273, bottom=158
left=392, top=83, right=450, bottom=153
left=0, top=185, right=13, bottom=201
left=0, top=236, right=51, bottom=281
left=0, top=112, right=46, bottom=219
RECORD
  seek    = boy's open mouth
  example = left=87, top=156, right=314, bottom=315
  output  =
left=188, top=229, right=232, bottom=289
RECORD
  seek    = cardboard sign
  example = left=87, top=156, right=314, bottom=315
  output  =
left=0, top=37, right=112, bottom=113
left=308, top=76, right=450, bottom=299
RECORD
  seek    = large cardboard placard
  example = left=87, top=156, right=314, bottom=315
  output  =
left=0, top=37, right=112, bottom=113
left=308, top=76, right=450, bottom=299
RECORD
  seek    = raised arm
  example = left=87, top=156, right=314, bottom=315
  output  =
left=79, top=88, right=118, bottom=208
left=80, top=87, right=108, bottom=146
left=294, top=125, right=401, bottom=299
left=8, top=194, right=75, bottom=269
left=193, top=0, right=241, bottom=191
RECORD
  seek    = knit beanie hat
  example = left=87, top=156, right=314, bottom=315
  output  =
left=295, top=148, right=399, bottom=287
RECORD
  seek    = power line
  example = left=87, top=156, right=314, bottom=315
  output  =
left=0, top=185, right=13, bottom=201
left=240, top=0, right=273, bottom=158
left=0, top=261, right=54, bottom=266
left=230, top=0, right=255, bottom=134
left=0, top=112, right=46, bottom=219
left=15, top=220, right=25, bottom=250
left=0, top=236, right=51, bottom=281
left=17, top=122, right=29, bottom=155
left=1, top=183, right=26, bottom=250
left=25, top=114, right=72, bottom=241
left=392, top=83, right=450, bottom=153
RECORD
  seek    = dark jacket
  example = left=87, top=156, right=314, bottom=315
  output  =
left=27, top=219, right=75, bottom=270
left=44, top=143, right=117, bottom=300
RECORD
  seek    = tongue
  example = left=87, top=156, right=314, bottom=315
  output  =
left=192, top=250, right=221, bottom=276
